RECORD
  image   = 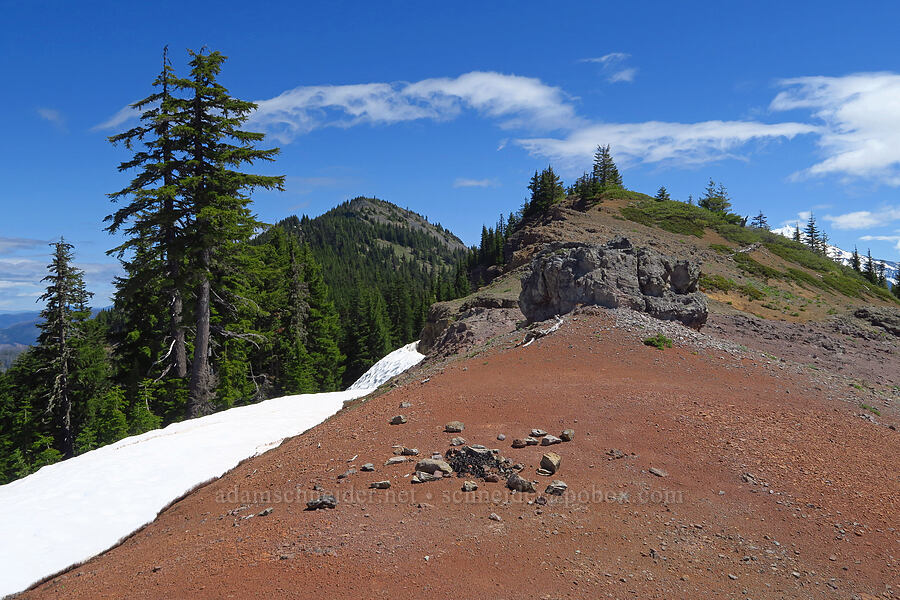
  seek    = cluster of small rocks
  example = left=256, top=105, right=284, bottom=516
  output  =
left=510, top=427, right=574, bottom=449
left=308, top=416, right=574, bottom=515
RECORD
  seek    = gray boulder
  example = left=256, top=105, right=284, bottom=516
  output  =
left=518, top=238, right=707, bottom=329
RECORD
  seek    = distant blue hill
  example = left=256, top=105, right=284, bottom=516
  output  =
left=0, top=307, right=109, bottom=347
left=0, top=313, right=40, bottom=345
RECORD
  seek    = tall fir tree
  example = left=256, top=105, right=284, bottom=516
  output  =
left=863, top=249, right=876, bottom=284
left=851, top=246, right=862, bottom=273
left=35, top=240, right=93, bottom=459
left=803, top=213, right=820, bottom=253
left=106, top=47, right=188, bottom=382
left=591, top=144, right=623, bottom=188
left=171, top=50, right=285, bottom=417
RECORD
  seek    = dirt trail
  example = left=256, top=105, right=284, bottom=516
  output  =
left=24, top=311, right=898, bottom=599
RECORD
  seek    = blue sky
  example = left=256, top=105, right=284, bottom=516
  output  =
left=3, top=0, right=900, bottom=311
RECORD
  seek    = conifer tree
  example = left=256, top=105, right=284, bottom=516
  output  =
left=851, top=246, right=862, bottom=273
left=864, top=249, right=877, bottom=283
left=524, top=166, right=565, bottom=218
left=698, top=178, right=731, bottom=214
left=655, top=186, right=670, bottom=201
left=172, top=50, right=284, bottom=417
left=803, top=214, right=820, bottom=253
left=106, top=47, right=188, bottom=381
left=750, top=211, right=769, bottom=229
left=793, top=224, right=802, bottom=242
left=592, top=145, right=623, bottom=188
left=35, top=240, right=93, bottom=459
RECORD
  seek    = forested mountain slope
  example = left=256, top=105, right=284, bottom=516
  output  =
left=265, top=197, right=471, bottom=384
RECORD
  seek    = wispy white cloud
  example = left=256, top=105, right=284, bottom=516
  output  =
left=579, top=52, right=637, bottom=84
left=0, top=237, right=47, bottom=254
left=0, top=257, right=120, bottom=311
left=517, top=120, right=816, bottom=169
left=579, top=52, right=629, bottom=65
left=36, top=107, right=66, bottom=131
left=608, top=68, right=637, bottom=83
left=95, top=69, right=825, bottom=176
left=250, top=71, right=580, bottom=143
left=453, top=178, right=498, bottom=188
left=771, top=73, right=900, bottom=185
left=860, top=234, right=900, bottom=251
left=92, top=103, right=141, bottom=131
left=823, top=206, right=900, bottom=230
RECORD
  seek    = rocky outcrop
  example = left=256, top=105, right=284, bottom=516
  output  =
left=853, top=306, right=900, bottom=337
left=518, top=237, right=708, bottom=329
left=418, top=296, right=522, bottom=356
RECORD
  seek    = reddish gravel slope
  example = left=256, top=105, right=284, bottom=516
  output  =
left=23, top=311, right=899, bottom=599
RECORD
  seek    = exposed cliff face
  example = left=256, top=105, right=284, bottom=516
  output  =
left=518, top=237, right=708, bottom=329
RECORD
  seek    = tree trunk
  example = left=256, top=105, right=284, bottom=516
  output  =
left=58, top=302, right=74, bottom=458
left=171, top=287, right=187, bottom=378
left=187, top=248, right=213, bottom=418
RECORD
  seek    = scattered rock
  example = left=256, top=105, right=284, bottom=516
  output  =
left=530, top=428, right=547, bottom=437
left=497, top=433, right=506, bottom=441
left=389, top=415, right=408, bottom=425
left=338, top=469, right=356, bottom=479
left=306, top=495, right=338, bottom=511
left=449, top=436, right=467, bottom=446
left=540, top=452, right=562, bottom=475
left=370, top=481, right=391, bottom=489
left=412, top=471, right=442, bottom=484
left=540, top=435, right=562, bottom=446
left=415, top=458, right=453, bottom=475
left=393, top=446, right=419, bottom=456
left=560, top=429, right=575, bottom=442
left=484, top=473, right=501, bottom=483
left=385, top=456, right=408, bottom=466
left=649, top=467, right=668, bottom=478
left=518, top=238, right=708, bottom=329
left=444, top=421, right=465, bottom=433
left=511, top=438, right=527, bottom=449
left=257, top=507, right=274, bottom=517
left=462, top=480, right=479, bottom=492
left=360, top=463, right=375, bottom=472
left=546, top=480, right=568, bottom=495
left=607, top=448, right=625, bottom=460
left=524, top=437, right=539, bottom=446
left=488, top=512, right=502, bottom=522
left=399, top=401, right=412, bottom=408
left=506, top=473, right=536, bottom=493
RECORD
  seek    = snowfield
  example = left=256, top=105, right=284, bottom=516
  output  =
left=0, top=341, right=424, bottom=598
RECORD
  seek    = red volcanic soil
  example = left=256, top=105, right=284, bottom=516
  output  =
left=23, top=310, right=899, bottom=599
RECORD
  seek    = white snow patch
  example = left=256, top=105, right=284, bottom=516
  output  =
left=348, top=341, right=424, bottom=390
left=0, top=341, right=424, bottom=598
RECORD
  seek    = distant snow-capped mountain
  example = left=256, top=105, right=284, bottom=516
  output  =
left=771, top=226, right=899, bottom=285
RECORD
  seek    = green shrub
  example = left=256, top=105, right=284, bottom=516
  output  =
left=643, top=333, right=674, bottom=350
left=709, top=244, right=732, bottom=255
left=732, top=253, right=782, bottom=280
left=699, top=273, right=735, bottom=292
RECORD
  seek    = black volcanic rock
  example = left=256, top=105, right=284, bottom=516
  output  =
left=518, top=237, right=707, bottom=329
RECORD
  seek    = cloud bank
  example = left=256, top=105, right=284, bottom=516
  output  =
left=771, top=73, right=900, bottom=185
